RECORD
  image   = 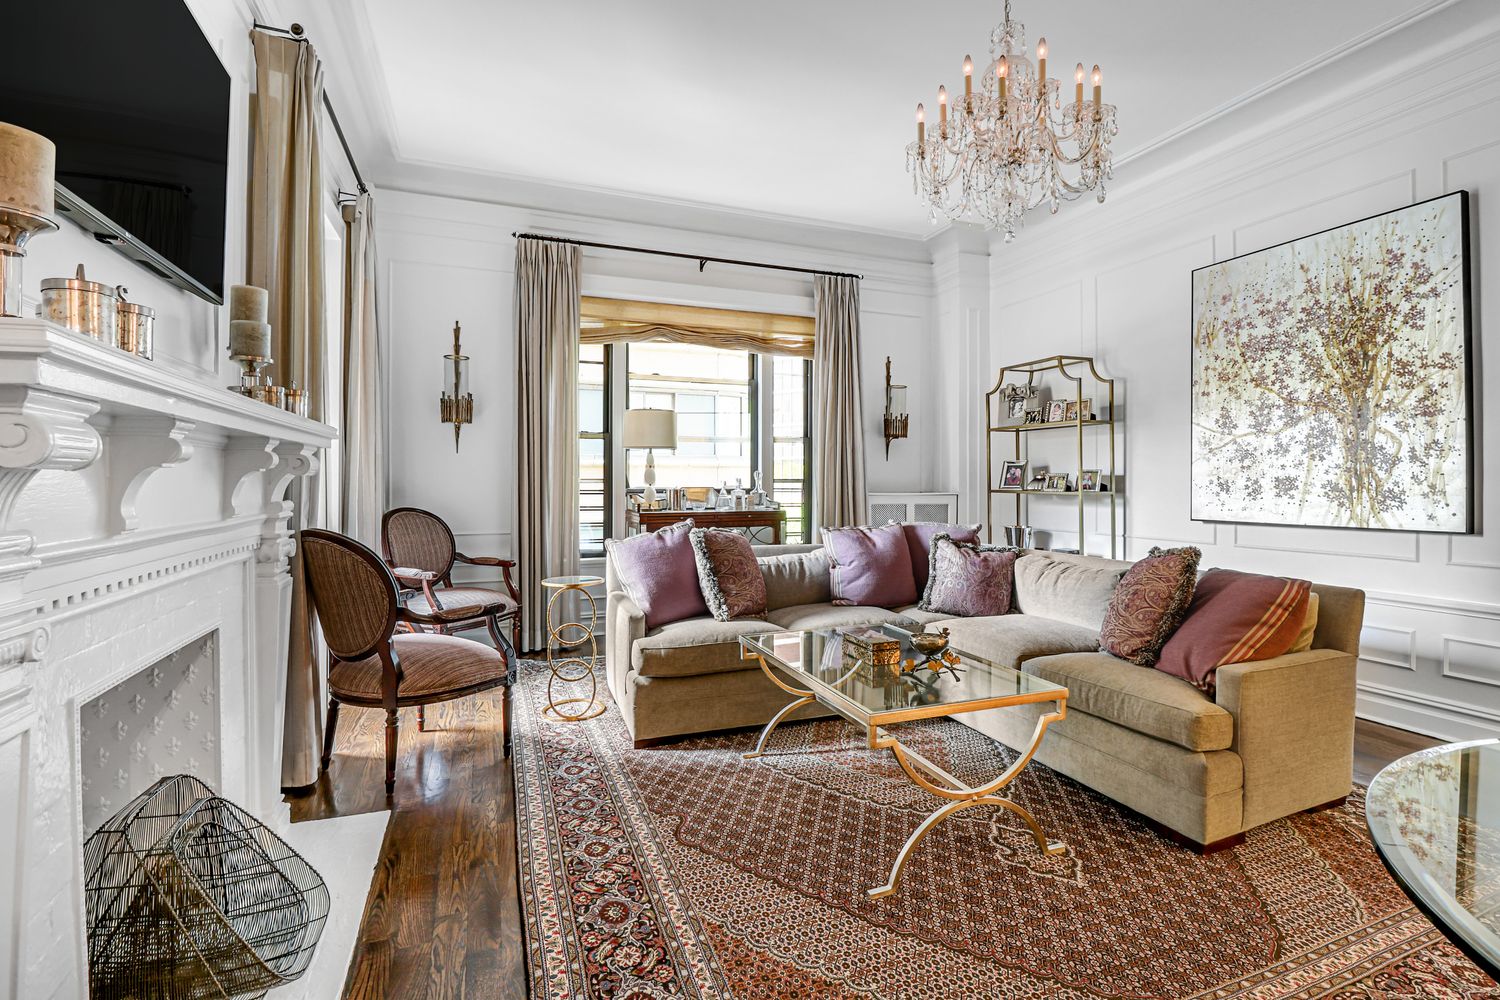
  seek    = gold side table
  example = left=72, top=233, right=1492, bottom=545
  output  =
left=541, top=575, right=606, bottom=722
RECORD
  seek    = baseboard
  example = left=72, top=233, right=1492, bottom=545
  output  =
left=1356, top=679, right=1500, bottom=743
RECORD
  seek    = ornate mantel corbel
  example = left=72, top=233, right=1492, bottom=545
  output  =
left=0, top=387, right=103, bottom=577
left=0, top=619, right=48, bottom=736
left=256, top=442, right=321, bottom=578
left=222, top=436, right=282, bottom=519
left=105, top=416, right=197, bottom=534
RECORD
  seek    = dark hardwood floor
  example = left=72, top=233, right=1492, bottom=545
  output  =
left=288, top=692, right=527, bottom=999
left=287, top=698, right=1443, bottom=1000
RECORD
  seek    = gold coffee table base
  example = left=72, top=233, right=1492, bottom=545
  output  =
left=541, top=576, right=605, bottom=723
left=743, top=647, right=1066, bottom=899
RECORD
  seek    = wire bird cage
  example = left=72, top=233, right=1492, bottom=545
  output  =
left=83, top=775, right=330, bottom=999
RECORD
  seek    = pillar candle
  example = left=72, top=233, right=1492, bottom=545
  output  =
left=0, top=122, right=55, bottom=217
left=228, top=284, right=269, bottom=323
left=229, top=319, right=271, bottom=358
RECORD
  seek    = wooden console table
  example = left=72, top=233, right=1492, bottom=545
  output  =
left=627, top=507, right=787, bottom=544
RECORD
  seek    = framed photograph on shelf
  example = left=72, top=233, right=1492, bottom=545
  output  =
left=1046, top=400, right=1067, bottom=423
left=1001, top=383, right=1039, bottom=423
left=1027, top=470, right=1048, bottom=491
left=1080, top=397, right=1093, bottom=420
left=1023, top=407, right=1045, bottom=425
left=1000, top=460, right=1027, bottom=489
left=1080, top=469, right=1100, bottom=491
left=1045, top=473, right=1071, bottom=492
left=1064, top=400, right=1080, bottom=422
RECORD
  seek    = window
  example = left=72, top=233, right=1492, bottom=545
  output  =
left=576, top=335, right=812, bottom=555
left=577, top=343, right=610, bottom=557
left=771, top=355, right=812, bottom=543
left=626, top=342, right=752, bottom=491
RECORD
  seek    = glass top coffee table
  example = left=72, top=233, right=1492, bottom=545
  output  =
left=739, top=624, right=1069, bottom=898
left=1367, top=738, right=1500, bottom=980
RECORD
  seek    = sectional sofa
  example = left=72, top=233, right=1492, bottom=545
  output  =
left=604, top=543, right=1364, bottom=851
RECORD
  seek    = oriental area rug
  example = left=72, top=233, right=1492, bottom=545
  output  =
left=512, top=664, right=1499, bottom=999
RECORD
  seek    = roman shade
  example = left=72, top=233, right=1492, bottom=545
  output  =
left=580, top=296, right=814, bottom=358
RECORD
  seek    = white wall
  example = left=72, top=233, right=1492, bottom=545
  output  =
left=980, top=1, right=1500, bottom=741
left=375, top=190, right=937, bottom=582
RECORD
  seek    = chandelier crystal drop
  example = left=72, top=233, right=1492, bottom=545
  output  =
left=905, top=0, right=1118, bottom=241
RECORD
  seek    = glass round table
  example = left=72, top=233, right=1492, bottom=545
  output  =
left=1366, top=738, right=1500, bottom=981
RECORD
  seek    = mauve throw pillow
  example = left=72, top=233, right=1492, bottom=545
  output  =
left=1099, top=546, right=1202, bottom=666
left=900, top=521, right=983, bottom=592
left=689, top=528, right=767, bottom=621
left=1155, top=568, right=1313, bottom=694
left=822, top=524, right=917, bottom=608
left=605, top=519, right=708, bottom=628
left=919, top=534, right=1019, bottom=617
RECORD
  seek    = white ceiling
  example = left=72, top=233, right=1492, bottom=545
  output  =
left=353, top=0, right=1438, bottom=237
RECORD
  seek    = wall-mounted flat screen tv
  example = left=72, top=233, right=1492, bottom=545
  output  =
left=4, top=0, right=230, bottom=302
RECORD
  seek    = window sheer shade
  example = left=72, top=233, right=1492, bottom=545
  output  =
left=579, top=296, right=814, bottom=358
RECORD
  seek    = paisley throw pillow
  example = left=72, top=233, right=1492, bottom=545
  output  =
left=1099, top=546, right=1201, bottom=666
left=690, top=528, right=768, bottom=621
left=919, top=534, right=1020, bottom=617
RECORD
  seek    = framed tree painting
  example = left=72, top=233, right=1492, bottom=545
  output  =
left=1190, top=191, right=1472, bottom=532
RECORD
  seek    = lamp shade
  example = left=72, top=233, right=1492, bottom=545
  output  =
left=622, top=408, right=677, bottom=449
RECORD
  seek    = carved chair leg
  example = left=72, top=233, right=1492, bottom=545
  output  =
left=417, top=704, right=426, bottom=732
left=502, top=682, right=513, bottom=759
left=488, top=613, right=517, bottom=758
left=384, top=708, right=399, bottom=794
left=321, top=698, right=341, bottom=772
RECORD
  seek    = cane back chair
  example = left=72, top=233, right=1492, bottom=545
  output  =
left=381, top=507, right=522, bottom=654
left=300, top=528, right=515, bottom=794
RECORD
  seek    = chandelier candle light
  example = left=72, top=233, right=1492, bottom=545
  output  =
left=906, top=0, right=1117, bottom=241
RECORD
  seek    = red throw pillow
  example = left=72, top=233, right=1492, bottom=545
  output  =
left=1100, top=546, right=1201, bottom=665
left=1155, top=568, right=1312, bottom=694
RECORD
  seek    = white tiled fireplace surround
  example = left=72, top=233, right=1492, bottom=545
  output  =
left=0, top=318, right=335, bottom=999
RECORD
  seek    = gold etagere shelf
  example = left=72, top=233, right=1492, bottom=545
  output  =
left=984, top=355, right=1120, bottom=558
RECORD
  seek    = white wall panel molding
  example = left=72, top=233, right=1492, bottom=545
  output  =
left=1358, top=625, right=1418, bottom=671
left=1357, top=679, right=1500, bottom=744
left=1440, top=635, right=1500, bottom=688
left=1229, top=525, right=1422, bottom=562
left=1365, top=590, right=1500, bottom=623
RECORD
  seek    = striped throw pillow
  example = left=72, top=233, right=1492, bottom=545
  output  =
left=1154, top=568, right=1312, bottom=695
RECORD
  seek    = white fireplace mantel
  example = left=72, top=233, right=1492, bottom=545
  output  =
left=0, top=317, right=336, bottom=999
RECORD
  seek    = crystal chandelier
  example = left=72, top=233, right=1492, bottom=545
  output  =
left=905, top=0, right=1118, bottom=241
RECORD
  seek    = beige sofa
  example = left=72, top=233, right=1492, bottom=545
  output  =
left=604, top=543, right=1363, bottom=851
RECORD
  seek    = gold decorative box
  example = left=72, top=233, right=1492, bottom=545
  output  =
left=840, top=627, right=901, bottom=667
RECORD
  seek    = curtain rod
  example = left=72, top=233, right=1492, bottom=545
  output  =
left=252, top=22, right=369, bottom=195
left=511, top=232, right=863, bottom=280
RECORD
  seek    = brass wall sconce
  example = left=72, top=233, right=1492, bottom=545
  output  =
left=883, top=356, right=908, bottom=458
left=439, top=320, right=473, bottom=452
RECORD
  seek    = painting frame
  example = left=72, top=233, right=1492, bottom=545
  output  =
left=1189, top=190, right=1473, bottom=534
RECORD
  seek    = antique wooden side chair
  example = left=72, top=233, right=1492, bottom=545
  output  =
left=300, top=528, right=515, bottom=794
left=381, top=507, right=522, bottom=655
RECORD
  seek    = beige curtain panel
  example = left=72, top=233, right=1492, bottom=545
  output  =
left=580, top=296, right=814, bottom=358
left=250, top=30, right=327, bottom=790
left=812, top=274, right=867, bottom=531
left=515, top=239, right=583, bottom=651
left=341, top=192, right=384, bottom=547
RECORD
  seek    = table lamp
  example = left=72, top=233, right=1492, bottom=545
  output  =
left=623, top=408, right=677, bottom=505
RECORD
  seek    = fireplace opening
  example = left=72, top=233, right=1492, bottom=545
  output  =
left=77, top=632, right=221, bottom=834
